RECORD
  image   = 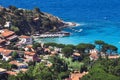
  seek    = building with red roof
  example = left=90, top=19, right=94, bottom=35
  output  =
left=0, top=29, right=18, bottom=41
left=24, top=51, right=37, bottom=61
left=9, top=60, right=28, bottom=69
left=0, top=48, right=13, bottom=61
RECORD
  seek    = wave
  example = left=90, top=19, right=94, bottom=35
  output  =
left=76, top=23, right=86, bottom=26
left=71, top=28, right=83, bottom=33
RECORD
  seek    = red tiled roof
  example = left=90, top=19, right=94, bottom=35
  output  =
left=19, top=35, right=30, bottom=38
left=51, top=51, right=57, bottom=55
left=20, top=69, right=28, bottom=72
left=1, top=29, right=15, bottom=38
left=0, top=48, right=12, bottom=56
left=9, top=60, right=26, bottom=66
left=6, top=71, right=17, bottom=76
left=108, top=55, right=120, bottom=59
left=0, top=39, right=6, bottom=44
left=71, top=72, right=88, bottom=80
left=44, top=48, right=50, bottom=52
left=6, top=35, right=18, bottom=40
left=24, top=51, right=35, bottom=56
left=73, top=53, right=81, bottom=56
left=26, top=45, right=33, bottom=48
left=90, top=52, right=98, bottom=60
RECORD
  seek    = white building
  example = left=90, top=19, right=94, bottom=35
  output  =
left=19, top=35, right=33, bottom=45
left=4, top=21, right=11, bottom=28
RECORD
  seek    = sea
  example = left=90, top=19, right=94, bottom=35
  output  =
left=1, top=0, right=120, bottom=52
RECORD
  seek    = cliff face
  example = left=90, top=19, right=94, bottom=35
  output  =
left=0, top=6, right=64, bottom=35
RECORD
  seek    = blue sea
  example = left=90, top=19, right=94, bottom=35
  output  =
left=1, top=0, right=120, bottom=52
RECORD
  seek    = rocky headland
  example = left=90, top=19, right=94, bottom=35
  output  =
left=0, top=6, right=76, bottom=35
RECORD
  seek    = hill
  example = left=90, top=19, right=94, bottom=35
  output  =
left=0, top=6, right=65, bottom=35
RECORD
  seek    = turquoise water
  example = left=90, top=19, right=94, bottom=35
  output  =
left=0, top=0, right=120, bottom=52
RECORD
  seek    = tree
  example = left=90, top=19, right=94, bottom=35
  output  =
left=51, top=56, right=68, bottom=73
left=56, top=44, right=65, bottom=48
left=66, top=44, right=75, bottom=49
left=76, top=43, right=95, bottom=53
left=0, top=60, right=12, bottom=70
left=8, top=5, right=17, bottom=11
left=95, top=40, right=105, bottom=52
left=80, top=65, right=88, bottom=73
left=101, top=43, right=109, bottom=53
left=85, top=44, right=95, bottom=53
left=44, top=42, right=58, bottom=47
left=62, top=46, right=73, bottom=57
left=11, top=64, right=18, bottom=69
left=8, top=75, right=17, bottom=80
left=102, top=44, right=118, bottom=54
left=108, top=44, right=118, bottom=54
left=32, top=62, right=53, bottom=80
left=10, top=26, right=20, bottom=33
left=33, top=7, right=41, bottom=13
left=12, top=51, right=18, bottom=59
left=33, top=42, right=40, bottom=49
left=76, top=43, right=87, bottom=53
left=0, top=55, right=3, bottom=59
left=58, top=71, right=70, bottom=79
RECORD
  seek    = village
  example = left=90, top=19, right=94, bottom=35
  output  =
left=0, top=21, right=119, bottom=80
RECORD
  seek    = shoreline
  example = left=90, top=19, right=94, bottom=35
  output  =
left=33, top=31, right=70, bottom=38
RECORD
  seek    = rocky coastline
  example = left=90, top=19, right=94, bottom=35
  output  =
left=0, top=5, right=77, bottom=36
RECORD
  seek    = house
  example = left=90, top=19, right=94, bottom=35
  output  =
left=24, top=51, right=39, bottom=62
left=0, top=29, right=18, bottom=41
left=19, top=35, right=33, bottom=45
left=24, top=45, right=35, bottom=52
left=0, top=68, right=8, bottom=80
left=89, top=49, right=98, bottom=61
left=9, top=60, right=28, bottom=69
left=70, top=72, right=88, bottom=80
left=50, top=51, right=57, bottom=55
left=0, top=48, right=13, bottom=61
left=4, top=21, right=11, bottom=28
left=72, top=52, right=81, bottom=61
left=6, top=71, right=17, bottom=76
left=44, top=48, right=51, bottom=54
left=108, top=55, right=120, bottom=59
left=0, top=68, right=6, bottom=74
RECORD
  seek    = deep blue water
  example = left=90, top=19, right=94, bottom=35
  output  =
left=1, top=0, right=120, bottom=52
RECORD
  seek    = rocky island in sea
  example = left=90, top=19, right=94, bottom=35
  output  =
left=0, top=5, right=76, bottom=36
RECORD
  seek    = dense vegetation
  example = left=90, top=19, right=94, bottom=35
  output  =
left=8, top=56, right=70, bottom=80
left=0, top=6, right=64, bottom=35
left=81, top=58, right=120, bottom=80
left=44, top=40, right=118, bottom=55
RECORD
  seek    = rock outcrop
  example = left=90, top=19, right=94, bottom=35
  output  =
left=0, top=6, right=65, bottom=35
